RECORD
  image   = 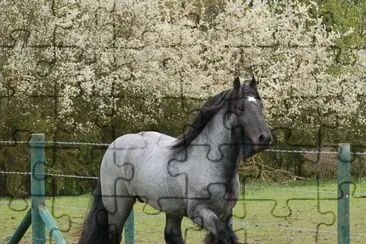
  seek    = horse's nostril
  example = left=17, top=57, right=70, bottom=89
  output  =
left=258, top=134, right=271, bottom=145
left=258, top=135, right=265, bottom=143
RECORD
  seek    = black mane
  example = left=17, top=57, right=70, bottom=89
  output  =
left=172, top=89, right=231, bottom=149
left=172, top=79, right=261, bottom=149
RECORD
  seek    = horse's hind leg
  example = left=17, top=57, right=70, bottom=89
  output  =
left=110, top=199, right=136, bottom=243
left=164, top=214, right=184, bottom=244
left=101, top=178, right=136, bottom=244
left=102, top=195, right=136, bottom=243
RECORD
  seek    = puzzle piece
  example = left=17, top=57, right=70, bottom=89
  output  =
left=1, top=0, right=366, bottom=243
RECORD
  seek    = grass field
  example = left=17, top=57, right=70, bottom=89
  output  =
left=1, top=180, right=365, bottom=243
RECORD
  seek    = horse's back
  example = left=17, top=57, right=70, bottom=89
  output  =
left=101, top=131, right=175, bottom=172
left=100, top=131, right=186, bottom=213
left=137, top=131, right=176, bottom=147
left=108, top=131, right=174, bottom=149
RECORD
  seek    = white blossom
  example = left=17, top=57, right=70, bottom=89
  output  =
left=1, top=0, right=365, bottom=133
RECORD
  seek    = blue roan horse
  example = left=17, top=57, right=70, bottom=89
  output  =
left=79, top=77, right=272, bottom=244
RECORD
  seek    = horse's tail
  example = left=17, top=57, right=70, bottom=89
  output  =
left=79, top=179, right=110, bottom=244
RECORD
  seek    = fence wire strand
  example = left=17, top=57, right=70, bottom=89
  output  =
left=0, top=140, right=365, bottom=155
left=265, top=149, right=338, bottom=154
left=0, top=171, right=98, bottom=180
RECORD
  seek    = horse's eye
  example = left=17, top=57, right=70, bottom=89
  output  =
left=238, top=105, right=245, bottom=111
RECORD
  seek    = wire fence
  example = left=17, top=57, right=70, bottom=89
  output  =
left=0, top=141, right=364, bottom=182
left=0, top=139, right=365, bottom=243
left=0, top=139, right=365, bottom=191
left=1, top=139, right=365, bottom=182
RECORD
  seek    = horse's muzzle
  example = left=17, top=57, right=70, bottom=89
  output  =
left=255, top=132, right=273, bottom=149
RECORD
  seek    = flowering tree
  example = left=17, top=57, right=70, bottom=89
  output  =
left=1, top=0, right=366, bottom=194
left=0, top=0, right=365, bottom=139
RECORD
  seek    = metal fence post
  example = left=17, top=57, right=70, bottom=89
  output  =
left=8, top=209, right=32, bottom=243
left=124, top=209, right=135, bottom=244
left=30, top=133, right=46, bottom=244
left=337, top=143, right=351, bottom=244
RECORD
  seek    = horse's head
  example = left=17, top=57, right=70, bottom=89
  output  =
left=229, top=77, right=272, bottom=158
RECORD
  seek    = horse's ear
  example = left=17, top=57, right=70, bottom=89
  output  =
left=233, top=77, right=241, bottom=90
left=249, top=76, right=257, bottom=89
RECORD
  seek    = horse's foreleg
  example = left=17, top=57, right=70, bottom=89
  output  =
left=164, top=214, right=184, bottom=244
left=188, top=205, right=236, bottom=244
left=224, top=213, right=238, bottom=243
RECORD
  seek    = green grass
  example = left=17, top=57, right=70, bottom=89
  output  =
left=1, top=180, right=365, bottom=243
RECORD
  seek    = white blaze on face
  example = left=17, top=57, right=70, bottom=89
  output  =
left=247, top=96, right=257, bottom=104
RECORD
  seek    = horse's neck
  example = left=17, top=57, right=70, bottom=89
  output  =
left=194, top=112, right=228, bottom=147
left=192, top=112, right=241, bottom=165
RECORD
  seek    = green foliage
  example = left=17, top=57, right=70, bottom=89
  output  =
left=317, top=0, right=366, bottom=48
